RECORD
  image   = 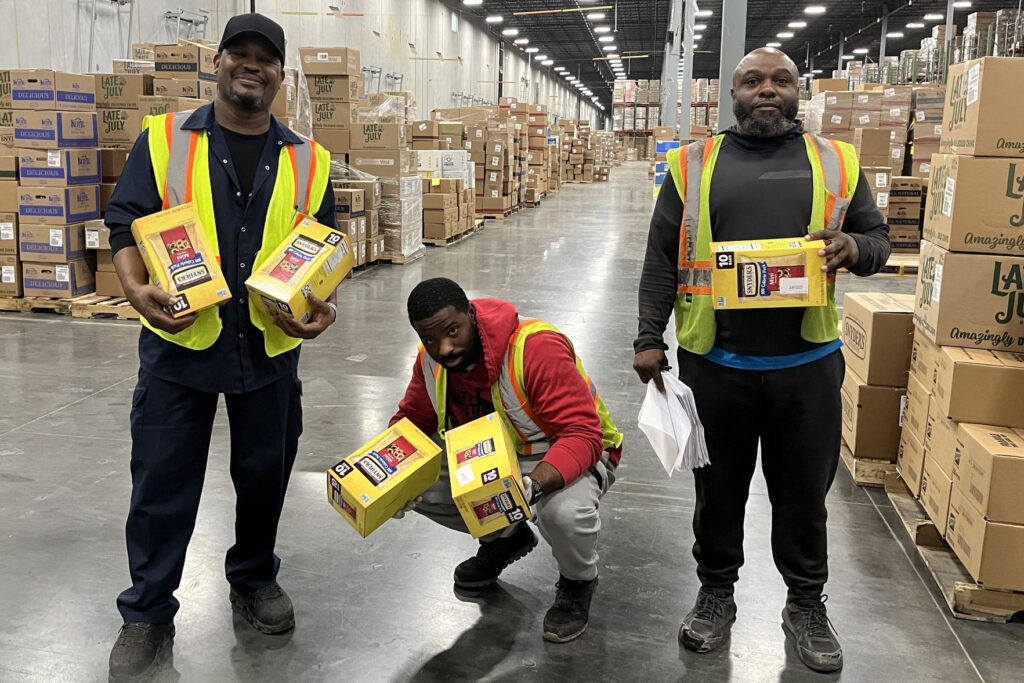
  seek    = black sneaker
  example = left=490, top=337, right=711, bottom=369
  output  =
left=678, top=588, right=737, bottom=653
left=108, top=622, right=174, bottom=682
left=782, top=595, right=843, bottom=673
left=453, top=523, right=538, bottom=588
left=543, top=576, right=598, bottom=643
left=230, top=582, right=295, bottom=635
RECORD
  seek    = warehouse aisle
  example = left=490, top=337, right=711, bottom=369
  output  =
left=1, top=163, right=1022, bottom=682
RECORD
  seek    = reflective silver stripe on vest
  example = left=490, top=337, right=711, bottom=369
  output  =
left=808, top=134, right=852, bottom=231
left=678, top=266, right=712, bottom=289
left=678, top=141, right=709, bottom=289
left=421, top=351, right=440, bottom=415
left=495, top=350, right=550, bottom=454
left=164, top=111, right=197, bottom=205
left=292, top=138, right=314, bottom=213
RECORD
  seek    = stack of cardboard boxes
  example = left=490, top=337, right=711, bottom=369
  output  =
left=300, top=46, right=363, bottom=157
left=152, top=41, right=217, bottom=101
left=898, top=57, right=1024, bottom=593
left=909, top=86, right=945, bottom=179
left=421, top=178, right=473, bottom=242
left=522, top=104, right=550, bottom=202
left=478, top=117, right=516, bottom=215
left=887, top=176, right=924, bottom=253
left=83, top=220, right=121, bottom=296
left=333, top=178, right=383, bottom=266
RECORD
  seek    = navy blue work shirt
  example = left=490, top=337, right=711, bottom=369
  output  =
left=105, top=103, right=337, bottom=395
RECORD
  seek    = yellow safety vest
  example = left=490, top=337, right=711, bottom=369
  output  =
left=419, top=319, right=624, bottom=457
left=666, top=132, right=860, bottom=355
left=141, top=109, right=332, bottom=356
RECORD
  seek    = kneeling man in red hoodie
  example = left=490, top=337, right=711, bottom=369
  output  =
left=391, top=278, right=623, bottom=643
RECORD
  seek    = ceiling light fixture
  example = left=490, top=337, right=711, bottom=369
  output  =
left=953, top=1, right=972, bottom=8
left=463, top=0, right=483, bottom=5
left=514, top=38, right=529, bottom=45
left=777, top=31, right=795, bottom=38
left=599, top=35, right=615, bottom=42
left=696, top=10, right=713, bottom=17
left=812, top=69, right=823, bottom=74
left=906, top=22, right=925, bottom=28
left=924, top=14, right=944, bottom=21
left=887, top=31, right=904, bottom=38
left=594, top=26, right=612, bottom=34
left=853, top=47, right=869, bottom=54
left=766, top=41, right=782, bottom=47
left=501, top=28, right=519, bottom=36
left=563, top=73, right=574, bottom=79
left=554, top=66, right=566, bottom=71
left=603, top=45, right=618, bottom=51
left=587, top=12, right=606, bottom=20
left=694, top=24, right=707, bottom=30
left=525, top=47, right=539, bottom=53
left=534, top=54, right=548, bottom=60
left=485, top=15, right=503, bottom=23
left=842, top=54, right=854, bottom=59
left=542, top=59, right=554, bottom=66
left=788, top=21, right=807, bottom=28
left=804, top=5, right=827, bottom=15
left=693, top=34, right=703, bottom=40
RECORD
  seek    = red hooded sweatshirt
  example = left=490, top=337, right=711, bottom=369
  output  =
left=391, top=298, right=619, bottom=486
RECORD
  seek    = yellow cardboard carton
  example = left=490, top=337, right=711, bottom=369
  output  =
left=131, top=202, right=231, bottom=317
left=710, top=238, right=828, bottom=309
left=327, top=419, right=442, bottom=537
left=245, top=216, right=354, bottom=322
left=446, top=413, right=532, bottom=539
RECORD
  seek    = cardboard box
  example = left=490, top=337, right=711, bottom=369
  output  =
left=921, top=454, right=954, bottom=535
left=446, top=413, right=531, bottom=539
left=132, top=202, right=231, bottom=317
left=18, top=185, right=99, bottom=225
left=947, top=486, right=1024, bottom=590
left=246, top=216, right=354, bottom=322
left=0, top=154, right=15, bottom=183
left=94, top=269, right=124, bottom=297
left=298, top=47, right=361, bottom=76
left=95, top=248, right=114, bottom=272
left=422, top=193, right=456, bottom=210
left=333, top=188, right=365, bottom=219
left=312, top=102, right=355, bottom=129
left=153, top=44, right=217, bottom=82
left=334, top=179, right=380, bottom=210
left=902, top=372, right=931, bottom=447
left=915, top=241, right=1024, bottom=352
left=710, top=238, right=828, bottom=309
left=0, top=212, right=16, bottom=254
left=10, top=70, right=95, bottom=111
left=910, top=329, right=942, bottom=391
left=841, top=292, right=915, bottom=387
left=812, top=79, right=849, bottom=95
left=0, top=254, right=21, bottom=296
left=112, top=59, right=156, bottom=76
left=424, top=207, right=458, bottom=225
left=100, top=149, right=128, bottom=183
left=349, top=123, right=406, bottom=150
left=335, top=218, right=362, bottom=243
left=14, top=111, right=99, bottom=149
left=931, top=346, right=1024, bottom=428
left=1, top=109, right=13, bottom=149
left=21, top=259, right=94, bottom=297
left=84, top=220, right=110, bottom=249
left=152, top=78, right=203, bottom=99
left=0, top=70, right=11, bottom=110
left=925, top=399, right=960, bottom=479
left=853, top=128, right=892, bottom=158
left=306, top=75, right=361, bottom=103
left=349, top=149, right=412, bottom=178
left=898, top=428, right=927, bottom=496
left=954, top=423, right=1024, bottom=525
left=312, top=128, right=349, bottom=154
left=93, top=73, right=153, bottom=109
left=941, top=58, right=1024, bottom=158
left=412, top=120, right=439, bottom=138
left=841, top=368, right=907, bottom=461
left=97, top=109, right=142, bottom=149
left=17, top=149, right=101, bottom=187
left=367, top=209, right=379, bottom=237
left=327, top=419, right=442, bottom=538
left=18, top=222, right=87, bottom=263
left=923, top=155, right=1024, bottom=256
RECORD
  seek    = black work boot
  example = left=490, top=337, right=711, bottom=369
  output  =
left=543, top=576, right=598, bottom=643
left=453, top=523, right=538, bottom=588
left=678, top=588, right=737, bottom=653
left=782, top=595, right=843, bottom=673
left=108, top=622, right=174, bottom=682
left=230, top=582, right=295, bottom=635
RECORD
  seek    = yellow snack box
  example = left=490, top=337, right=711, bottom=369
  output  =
left=131, top=202, right=231, bottom=317
left=446, top=413, right=532, bottom=539
left=709, top=238, right=828, bottom=310
left=327, top=418, right=442, bottom=537
left=245, top=216, right=354, bottom=322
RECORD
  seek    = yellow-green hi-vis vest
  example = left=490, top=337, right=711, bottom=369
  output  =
left=665, top=132, right=860, bottom=355
left=418, top=319, right=624, bottom=456
left=142, top=110, right=331, bottom=356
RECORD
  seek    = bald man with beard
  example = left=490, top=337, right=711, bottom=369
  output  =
left=633, top=49, right=890, bottom=672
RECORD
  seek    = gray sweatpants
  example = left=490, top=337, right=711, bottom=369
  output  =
left=415, top=454, right=612, bottom=581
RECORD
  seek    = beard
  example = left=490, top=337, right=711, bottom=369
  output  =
left=229, top=88, right=263, bottom=112
left=733, top=98, right=799, bottom=137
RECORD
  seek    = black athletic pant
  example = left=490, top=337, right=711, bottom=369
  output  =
left=678, top=348, right=844, bottom=601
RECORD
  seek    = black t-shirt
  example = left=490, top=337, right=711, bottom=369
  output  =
left=221, top=127, right=269, bottom=196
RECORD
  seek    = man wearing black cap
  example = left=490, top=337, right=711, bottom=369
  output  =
left=105, top=13, right=337, bottom=680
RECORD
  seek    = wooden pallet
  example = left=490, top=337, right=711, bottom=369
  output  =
left=841, top=446, right=897, bottom=487
left=380, top=249, right=425, bottom=265
left=477, top=210, right=511, bottom=221
left=70, top=295, right=140, bottom=320
left=880, top=253, right=920, bottom=276
left=0, top=297, right=23, bottom=312
left=19, top=296, right=76, bottom=315
left=885, top=475, right=1024, bottom=623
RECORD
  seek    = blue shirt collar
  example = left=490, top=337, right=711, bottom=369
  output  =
left=180, top=102, right=305, bottom=145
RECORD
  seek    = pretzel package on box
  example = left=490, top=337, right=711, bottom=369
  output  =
left=131, top=202, right=231, bottom=317
left=710, top=238, right=828, bottom=310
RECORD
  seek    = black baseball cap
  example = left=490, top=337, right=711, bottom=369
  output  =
left=219, top=13, right=286, bottom=65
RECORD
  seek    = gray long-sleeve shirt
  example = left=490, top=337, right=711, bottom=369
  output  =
left=635, top=124, right=892, bottom=357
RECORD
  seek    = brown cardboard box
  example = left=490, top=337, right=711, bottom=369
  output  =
left=0, top=155, right=14, bottom=183
left=947, top=486, right=1024, bottom=590
left=10, top=71, right=95, bottom=111
left=349, top=149, right=412, bottom=177
left=841, top=368, right=907, bottom=461
left=841, top=293, right=915, bottom=387
left=334, top=179, right=380, bottom=210
left=853, top=128, right=891, bottom=158
left=1, top=109, right=13, bottom=149
left=334, top=188, right=365, bottom=219
left=811, top=79, right=849, bottom=95
left=14, top=111, right=98, bottom=149
left=312, top=128, right=349, bottom=154
left=93, top=73, right=153, bottom=109
left=312, top=102, right=355, bottom=129
left=931, top=346, right=1024, bottom=428
left=422, top=193, right=456, bottom=210
left=0, top=212, right=16, bottom=253
left=925, top=399, right=960, bottom=479
left=94, top=269, right=124, bottom=297
left=22, top=259, right=94, bottom=297
left=412, top=120, right=439, bottom=138
left=18, top=185, right=100, bottom=225
left=100, top=150, right=129, bottom=183
left=431, top=179, right=463, bottom=194
left=424, top=207, right=458, bottom=225
left=910, top=329, right=942, bottom=390
left=84, top=220, right=109, bottom=250
left=0, top=253, right=21, bottom=296
left=298, top=47, right=361, bottom=76
left=112, top=59, right=156, bottom=76
left=941, top=58, right=1024, bottom=158
left=306, top=75, right=362, bottom=103
left=336, top=218, right=361, bottom=243
left=97, top=109, right=142, bottom=149
left=366, top=209, right=379, bottom=237
left=17, top=149, right=102, bottom=187
left=153, top=44, right=217, bottom=82
left=953, top=423, right=1024, bottom=525
left=0, top=70, right=11, bottom=109
left=349, top=123, right=406, bottom=150
left=902, top=373, right=931, bottom=447
left=915, top=240, right=1024, bottom=352
left=18, top=222, right=87, bottom=263
left=889, top=229, right=921, bottom=253
left=921, top=454, right=954, bottom=535
left=923, top=155, right=1024, bottom=256
left=898, top=428, right=927, bottom=496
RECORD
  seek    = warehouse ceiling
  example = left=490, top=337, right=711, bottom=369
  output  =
left=445, top=0, right=1020, bottom=107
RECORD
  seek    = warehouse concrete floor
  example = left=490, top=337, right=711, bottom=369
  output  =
left=1, top=162, right=1022, bottom=683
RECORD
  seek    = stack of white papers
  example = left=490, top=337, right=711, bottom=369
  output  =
left=638, top=373, right=710, bottom=476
